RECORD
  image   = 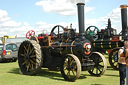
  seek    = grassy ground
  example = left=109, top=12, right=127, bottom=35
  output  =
left=0, top=55, right=121, bottom=85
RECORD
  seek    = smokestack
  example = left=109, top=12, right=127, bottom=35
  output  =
left=77, top=3, right=85, bottom=36
left=120, top=5, right=128, bottom=39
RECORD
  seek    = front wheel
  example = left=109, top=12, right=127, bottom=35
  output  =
left=88, top=52, right=107, bottom=76
left=60, top=54, right=81, bottom=82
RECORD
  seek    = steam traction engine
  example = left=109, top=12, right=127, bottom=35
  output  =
left=18, top=3, right=107, bottom=81
left=84, top=5, right=128, bottom=70
left=85, top=18, right=123, bottom=70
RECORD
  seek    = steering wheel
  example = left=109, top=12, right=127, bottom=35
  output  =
left=50, top=25, right=64, bottom=38
left=26, top=30, right=35, bottom=39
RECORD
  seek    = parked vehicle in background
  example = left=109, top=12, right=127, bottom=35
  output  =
left=6, top=37, right=27, bottom=47
left=0, top=35, right=17, bottom=44
left=0, top=43, right=18, bottom=62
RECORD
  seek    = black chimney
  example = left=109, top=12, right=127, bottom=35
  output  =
left=120, top=5, right=128, bottom=39
left=77, top=3, right=85, bottom=36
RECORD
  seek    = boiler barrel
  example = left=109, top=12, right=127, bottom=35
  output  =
left=51, top=40, right=91, bottom=57
left=92, top=38, right=123, bottom=49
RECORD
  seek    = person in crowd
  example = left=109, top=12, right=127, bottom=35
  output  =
left=118, top=40, right=128, bottom=85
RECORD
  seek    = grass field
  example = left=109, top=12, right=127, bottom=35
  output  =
left=0, top=55, right=121, bottom=85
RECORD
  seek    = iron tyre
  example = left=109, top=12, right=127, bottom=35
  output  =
left=60, top=54, right=81, bottom=82
left=18, top=40, right=43, bottom=75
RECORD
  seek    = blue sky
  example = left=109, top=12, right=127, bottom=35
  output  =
left=0, top=0, right=127, bottom=37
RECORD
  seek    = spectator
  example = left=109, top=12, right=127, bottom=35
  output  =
left=118, top=40, right=128, bottom=85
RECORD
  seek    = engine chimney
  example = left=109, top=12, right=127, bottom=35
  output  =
left=120, top=5, right=128, bottom=39
left=77, top=3, right=85, bottom=36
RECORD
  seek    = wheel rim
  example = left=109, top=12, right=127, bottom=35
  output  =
left=18, top=40, right=42, bottom=75
left=109, top=47, right=120, bottom=70
left=61, top=54, right=81, bottom=81
left=88, top=52, right=107, bottom=76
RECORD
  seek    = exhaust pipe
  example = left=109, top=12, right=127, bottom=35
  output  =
left=120, top=5, right=128, bottom=39
left=77, top=3, right=85, bottom=36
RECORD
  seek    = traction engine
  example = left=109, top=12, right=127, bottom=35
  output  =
left=85, top=5, right=128, bottom=70
left=18, top=3, right=107, bottom=81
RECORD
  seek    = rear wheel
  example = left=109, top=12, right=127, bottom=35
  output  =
left=60, top=54, right=81, bottom=82
left=18, top=40, right=43, bottom=75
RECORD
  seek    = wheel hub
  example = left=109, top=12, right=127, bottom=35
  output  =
left=25, top=54, right=30, bottom=60
left=66, top=65, right=73, bottom=71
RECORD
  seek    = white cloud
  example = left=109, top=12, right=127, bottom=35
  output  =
left=1, top=20, right=21, bottom=27
left=36, top=21, right=51, bottom=31
left=0, top=9, right=8, bottom=18
left=67, top=0, right=89, bottom=4
left=35, top=0, right=94, bottom=16
left=24, top=22, right=29, bottom=26
left=0, top=9, right=10, bottom=22
left=0, top=31, right=7, bottom=35
left=0, top=9, right=34, bottom=37
left=0, top=17, right=10, bottom=22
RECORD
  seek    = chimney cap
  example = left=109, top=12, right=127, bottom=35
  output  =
left=77, top=3, right=85, bottom=5
left=120, top=5, right=128, bottom=9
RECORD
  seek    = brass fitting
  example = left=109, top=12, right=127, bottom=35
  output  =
left=120, top=5, right=128, bottom=9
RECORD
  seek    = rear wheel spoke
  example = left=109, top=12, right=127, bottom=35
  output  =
left=29, top=48, right=34, bottom=55
left=30, top=59, right=36, bottom=65
left=26, top=61, right=30, bottom=71
left=22, top=60, right=28, bottom=65
left=28, top=44, right=31, bottom=53
left=24, top=46, right=28, bottom=53
left=30, top=55, right=36, bottom=58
